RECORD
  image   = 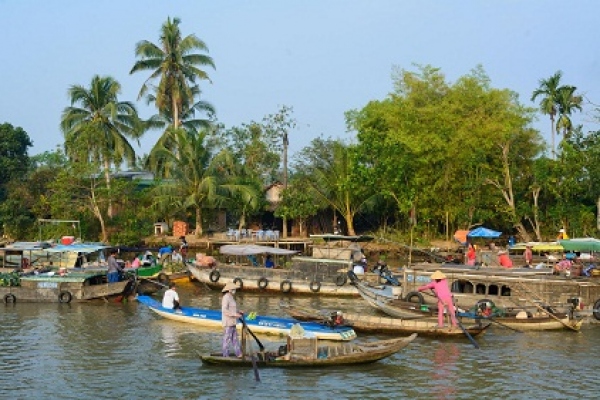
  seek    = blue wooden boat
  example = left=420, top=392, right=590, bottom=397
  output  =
left=136, top=295, right=357, bottom=341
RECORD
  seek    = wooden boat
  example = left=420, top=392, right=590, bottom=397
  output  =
left=354, top=264, right=600, bottom=321
left=1, top=271, right=133, bottom=303
left=188, top=236, right=386, bottom=296
left=457, top=306, right=584, bottom=331
left=280, top=303, right=490, bottom=338
left=136, top=295, right=357, bottom=341
left=199, top=334, right=417, bottom=368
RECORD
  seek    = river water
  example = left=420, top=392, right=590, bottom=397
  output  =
left=1, top=280, right=598, bottom=400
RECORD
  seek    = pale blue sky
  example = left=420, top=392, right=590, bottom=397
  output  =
left=1, top=1, right=599, bottom=158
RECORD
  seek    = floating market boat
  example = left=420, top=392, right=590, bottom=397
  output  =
left=199, top=334, right=417, bottom=368
left=136, top=295, right=357, bottom=341
left=280, top=302, right=490, bottom=338
left=188, top=235, right=382, bottom=296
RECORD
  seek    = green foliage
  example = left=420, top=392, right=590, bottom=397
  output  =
left=0, top=123, right=32, bottom=194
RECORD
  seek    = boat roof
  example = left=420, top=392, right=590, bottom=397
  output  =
left=43, top=243, right=111, bottom=254
left=220, top=244, right=298, bottom=256
left=310, top=234, right=374, bottom=243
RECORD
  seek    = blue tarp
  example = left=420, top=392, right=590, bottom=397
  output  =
left=467, top=227, right=502, bottom=238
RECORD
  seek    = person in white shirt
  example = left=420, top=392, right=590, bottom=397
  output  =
left=162, top=282, right=181, bottom=310
left=171, top=249, right=183, bottom=263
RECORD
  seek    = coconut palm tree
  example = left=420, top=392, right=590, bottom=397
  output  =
left=130, top=17, right=215, bottom=129
left=60, top=75, right=141, bottom=218
left=531, top=71, right=563, bottom=158
left=150, top=129, right=256, bottom=236
left=555, top=85, right=583, bottom=139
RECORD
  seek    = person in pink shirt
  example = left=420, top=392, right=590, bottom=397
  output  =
left=417, top=270, right=458, bottom=328
left=498, top=251, right=513, bottom=268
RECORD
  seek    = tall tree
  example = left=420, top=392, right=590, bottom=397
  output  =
left=555, top=85, right=583, bottom=139
left=0, top=123, right=32, bottom=195
left=60, top=75, right=141, bottom=218
left=130, top=17, right=215, bottom=129
left=531, top=71, right=563, bottom=158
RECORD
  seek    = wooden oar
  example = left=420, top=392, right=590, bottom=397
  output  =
left=485, top=317, right=523, bottom=333
left=239, top=316, right=261, bottom=382
left=430, top=290, right=479, bottom=349
left=513, top=284, right=579, bottom=332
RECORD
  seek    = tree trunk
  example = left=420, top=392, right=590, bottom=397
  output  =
left=195, top=206, right=203, bottom=237
left=104, top=160, right=113, bottom=218
left=485, top=141, right=532, bottom=242
left=90, top=183, right=107, bottom=242
left=172, top=97, right=180, bottom=129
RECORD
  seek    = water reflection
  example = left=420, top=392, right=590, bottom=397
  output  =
left=1, top=286, right=600, bottom=399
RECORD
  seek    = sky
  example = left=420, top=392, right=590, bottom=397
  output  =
left=2, top=1, right=599, bottom=160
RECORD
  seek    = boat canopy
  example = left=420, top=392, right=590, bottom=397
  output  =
left=309, top=234, right=374, bottom=242
left=559, top=238, right=600, bottom=252
left=44, top=243, right=111, bottom=254
left=219, top=244, right=298, bottom=256
left=511, top=242, right=564, bottom=252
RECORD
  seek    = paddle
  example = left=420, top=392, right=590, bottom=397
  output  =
left=485, top=317, right=523, bottom=333
left=239, top=314, right=262, bottom=382
left=430, top=290, right=479, bottom=349
left=513, top=283, right=580, bottom=332
left=239, top=314, right=265, bottom=352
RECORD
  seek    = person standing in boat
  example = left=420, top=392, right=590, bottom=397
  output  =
left=417, top=270, right=458, bottom=328
left=107, top=249, right=123, bottom=283
left=179, top=236, right=188, bottom=258
left=221, top=282, right=243, bottom=358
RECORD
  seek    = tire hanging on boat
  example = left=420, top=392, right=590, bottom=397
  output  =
left=404, top=291, right=425, bottom=304
left=593, top=299, right=600, bottom=321
left=209, top=270, right=220, bottom=283
left=4, top=294, right=16, bottom=303
left=310, top=280, right=321, bottom=293
left=258, top=277, right=269, bottom=290
left=233, top=277, right=244, bottom=290
left=335, top=274, right=347, bottom=286
left=58, top=291, right=72, bottom=304
left=157, top=272, right=170, bottom=285
left=280, top=280, right=292, bottom=293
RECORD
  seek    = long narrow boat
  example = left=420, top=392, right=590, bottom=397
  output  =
left=200, top=334, right=417, bottom=368
left=280, top=303, right=490, bottom=338
left=458, top=311, right=584, bottom=331
left=136, top=295, right=357, bottom=341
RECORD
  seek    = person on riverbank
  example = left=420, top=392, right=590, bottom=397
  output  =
left=466, top=244, right=476, bottom=266
left=107, top=249, right=123, bottom=283
left=162, top=282, right=182, bottom=310
left=179, top=236, right=188, bottom=258
left=498, top=250, right=513, bottom=268
left=524, top=244, right=533, bottom=267
left=221, top=282, right=243, bottom=357
left=417, top=270, right=458, bottom=328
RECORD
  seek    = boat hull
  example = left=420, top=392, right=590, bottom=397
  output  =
left=281, top=303, right=489, bottom=337
left=136, top=295, right=357, bottom=341
left=200, top=334, right=417, bottom=367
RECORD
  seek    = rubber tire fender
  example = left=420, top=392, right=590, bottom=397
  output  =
left=475, top=298, right=496, bottom=310
left=233, top=277, right=244, bottom=290
left=58, top=291, right=73, bottom=304
left=280, top=280, right=292, bottom=293
left=593, top=299, right=600, bottom=321
left=310, top=280, right=321, bottom=293
left=258, top=277, right=269, bottom=290
left=335, top=274, right=347, bottom=286
left=209, top=270, right=220, bottom=283
left=404, top=291, right=425, bottom=304
left=4, top=294, right=16, bottom=304
left=157, top=272, right=170, bottom=285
